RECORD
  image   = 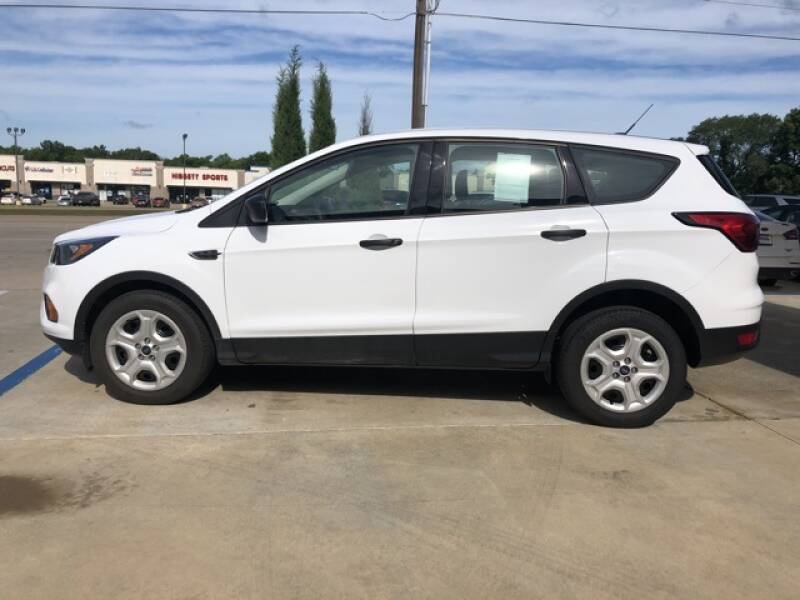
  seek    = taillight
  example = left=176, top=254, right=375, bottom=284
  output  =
left=784, top=227, right=799, bottom=241
left=673, top=212, right=759, bottom=252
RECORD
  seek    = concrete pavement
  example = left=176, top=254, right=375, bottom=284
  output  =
left=1, top=214, right=798, bottom=599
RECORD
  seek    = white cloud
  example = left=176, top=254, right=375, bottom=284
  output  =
left=0, top=0, right=798, bottom=155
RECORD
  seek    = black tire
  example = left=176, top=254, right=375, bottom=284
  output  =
left=555, top=307, right=687, bottom=428
left=758, top=278, right=777, bottom=287
left=90, top=290, right=215, bottom=405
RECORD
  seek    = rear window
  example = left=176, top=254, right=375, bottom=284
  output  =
left=752, top=196, right=779, bottom=208
left=571, top=147, right=678, bottom=203
left=785, top=198, right=800, bottom=206
left=698, top=155, right=739, bottom=198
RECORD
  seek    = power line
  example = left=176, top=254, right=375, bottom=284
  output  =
left=704, top=0, right=800, bottom=12
left=0, top=3, right=415, bottom=21
left=434, top=10, right=800, bottom=42
left=0, top=3, right=797, bottom=42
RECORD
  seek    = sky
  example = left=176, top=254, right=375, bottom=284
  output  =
left=1, top=0, right=799, bottom=157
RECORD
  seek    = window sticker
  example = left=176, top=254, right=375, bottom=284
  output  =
left=494, top=153, right=531, bottom=203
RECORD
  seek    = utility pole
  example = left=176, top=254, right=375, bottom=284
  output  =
left=182, top=133, right=188, bottom=205
left=6, top=126, right=25, bottom=199
left=411, top=0, right=428, bottom=128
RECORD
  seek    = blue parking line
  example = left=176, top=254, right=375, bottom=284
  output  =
left=0, top=345, right=63, bottom=397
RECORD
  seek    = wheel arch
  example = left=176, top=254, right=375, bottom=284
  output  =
left=74, top=271, right=223, bottom=364
left=541, top=280, right=705, bottom=368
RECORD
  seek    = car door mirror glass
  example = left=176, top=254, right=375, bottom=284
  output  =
left=245, top=194, right=268, bottom=225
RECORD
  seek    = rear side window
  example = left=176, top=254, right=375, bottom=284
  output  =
left=785, top=198, right=800, bottom=206
left=698, top=155, right=739, bottom=198
left=443, top=143, right=565, bottom=212
left=571, top=147, right=678, bottom=203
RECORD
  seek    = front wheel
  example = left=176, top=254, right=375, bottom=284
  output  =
left=90, top=290, right=215, bottom=404
left=556, top=307, right=687, bottom=427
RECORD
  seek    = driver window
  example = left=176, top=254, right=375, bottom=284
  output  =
left=444, top=143, right=564, bottom=213
left=268, top=143, right=419, bottom=223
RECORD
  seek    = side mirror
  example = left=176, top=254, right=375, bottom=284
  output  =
left=245, top=194, right=268, bottom=225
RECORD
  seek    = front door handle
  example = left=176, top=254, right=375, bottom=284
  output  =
left=359, top=238, right=403, bottom=251
left=541, top=229, right=587, bottom=241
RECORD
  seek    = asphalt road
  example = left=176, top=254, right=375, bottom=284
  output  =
left=1, top=214, right=799, bottom=599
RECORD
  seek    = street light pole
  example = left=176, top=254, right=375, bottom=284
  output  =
left=182, top=133, right=188, bottom=205
left=6, top=126, right=26, bottom=199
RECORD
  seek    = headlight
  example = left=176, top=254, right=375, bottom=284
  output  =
left=51, top=236, right=117, bottom=265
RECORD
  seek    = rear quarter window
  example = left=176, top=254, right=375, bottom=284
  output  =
left=571, top=146, right=678, bottom=204
left=699, top=155, right=739, bottom=198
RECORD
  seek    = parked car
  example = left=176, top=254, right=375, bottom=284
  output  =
left=744, top=194, right=800, bottom=210
left=0, top=193, right=17, bottom=205
left=190, top=196, right=211, bottom=207
left=754, top=210, right=800, bottom=286
left=21, top=194, right=45, bottom=205
left=41, top=129, right=763, bottom=427
left=762, top=204, right=800, bottom=226
left=72, top=192, right=100, bottom=206
left=151, top=197, right=170, bottom=209
left=110, top=194, right=129, bottom=205
left=56, top=194, right=73, bottom=206
left=131, top=195, right=151, bottom=208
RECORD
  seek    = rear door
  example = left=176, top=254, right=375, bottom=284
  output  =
left=413, top=140, right=608, bottom=368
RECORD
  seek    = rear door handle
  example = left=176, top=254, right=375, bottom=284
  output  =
left=541, top=229, right=587, bottom=241
left=359, top=238, right=403, bottom=250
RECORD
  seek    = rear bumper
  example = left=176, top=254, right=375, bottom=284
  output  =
left=759, top=267, right=799, bottom=280
left=695, top=321, right=761, bottom=367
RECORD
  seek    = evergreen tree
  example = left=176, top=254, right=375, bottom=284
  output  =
left=358, top=91, right=373, bottom=136
left=308, top=62, right=336, bottom=153
left=271, top=46, right=306, bottom=168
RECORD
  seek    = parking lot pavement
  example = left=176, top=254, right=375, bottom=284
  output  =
left=1, top=215, right=799, bottom=599
left=0, top=215, right=108, bottom=378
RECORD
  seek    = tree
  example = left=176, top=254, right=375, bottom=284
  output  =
left=308, top=62, right=336, bottom=153
left=358, top=91, right=373, bottom=136
left=271, top=45, right=306, bottom=168
left=686, top=113, right=782, bottom=194
left=763, top=108, right=800, bottom=194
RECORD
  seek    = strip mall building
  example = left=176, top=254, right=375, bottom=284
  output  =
left=0, top=154, right=269, bottom=201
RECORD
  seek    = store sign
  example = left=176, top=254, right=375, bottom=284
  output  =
left=94, top=160, right=157, bottom=185
left=170, top=172, right=229, bottom=182
left=163, top=167, right=237, bottom=188
left=0, top=165, right=14, bottom=172
left=25, top=165, right=55, bottom=174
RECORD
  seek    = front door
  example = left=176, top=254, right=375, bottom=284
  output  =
left=224, top=142, right=426, bottom=365
left=414, top=140, right=608, bottom=368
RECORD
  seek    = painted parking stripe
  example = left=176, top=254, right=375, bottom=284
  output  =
left=0, top=345, right=62, bottom=397
left=0, top=290, right=7, bottom=297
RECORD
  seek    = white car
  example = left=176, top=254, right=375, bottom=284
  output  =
left=744, top=194, right=800, bottom=210
left=57, top=194, right=73, bottom=206
left=41, top=129, right=763, bottom=427
left=1, top=193, right=17, bottom=205
left=754, top=211, right=800, bottom=285
left=21, top=194, right=45, bottom=205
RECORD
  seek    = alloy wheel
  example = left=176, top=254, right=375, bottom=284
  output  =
left=580, top=327, right=670, bottom=413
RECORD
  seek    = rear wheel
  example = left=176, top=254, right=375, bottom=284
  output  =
left=556, top=307, right=687, bottom=427
left=90, top=290, right=215, bottom=404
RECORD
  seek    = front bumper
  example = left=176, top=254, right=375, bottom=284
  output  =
left=695, top=321, right=761, bottom=367
left=44, top=333, right=84, bottom=356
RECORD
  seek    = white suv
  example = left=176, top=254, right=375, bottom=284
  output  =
left=41, top=130, right=763, bottom=427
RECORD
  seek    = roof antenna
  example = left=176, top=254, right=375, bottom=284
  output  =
left=621, top=103, right=654, bottom=135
